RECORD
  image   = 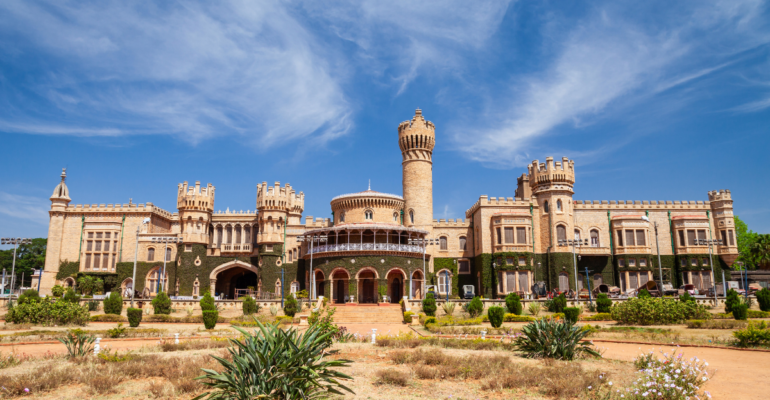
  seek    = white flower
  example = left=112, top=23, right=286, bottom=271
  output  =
left=609, top=382, right=613, bottom=386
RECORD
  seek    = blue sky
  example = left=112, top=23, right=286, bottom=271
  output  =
left=1, top=0, right=769, bottom=247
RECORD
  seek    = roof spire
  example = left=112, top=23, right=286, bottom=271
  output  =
left=368, top=179, right=371, bottom=191
left=60, top=168, right=67, bottom=182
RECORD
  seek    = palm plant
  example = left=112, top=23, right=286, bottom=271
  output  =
left=528, top=302, right=541, bottom=316
left=58, top=331, right=96, bottom=357
left=513, top=317, right=600, bottom=360
left=194, top=321, right=353, bottom=400
left=441, top=301, right=456, bottom=316
left=750, top=234, right=770, bottom=268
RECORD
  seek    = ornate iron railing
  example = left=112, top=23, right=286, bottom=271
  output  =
left=309, top=243, right=424, bottom=254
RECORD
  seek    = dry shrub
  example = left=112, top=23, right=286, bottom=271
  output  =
left=147, top=380, right=173, bottom=398
left=480, top=360, right=606, bottom=399
left=414, top=365, right=438, bottom=380
left=389, top=350, right=412, bottom=365
left=0, top=365, right=74, bottom=396
left=375, top=369, right=410, bottom=386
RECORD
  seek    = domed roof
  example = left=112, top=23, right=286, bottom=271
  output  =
left=51, top=168, right=70, bottom=201
left=331, top=186, right=403, bottom=202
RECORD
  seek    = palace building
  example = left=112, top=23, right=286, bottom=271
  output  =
left=40, top=109, right=740, bottom=302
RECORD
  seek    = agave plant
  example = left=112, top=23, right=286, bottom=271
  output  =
left=513, top=317, right=600, bottom=360
left=194, top=320, right=354, bottom=400
left=58, top=331, right=96, bottom=357
left=527, top=302, right=541, bottom=316
left=442, top=301, right=456, bottom=316
left=269, top=305, right=279, bottom=316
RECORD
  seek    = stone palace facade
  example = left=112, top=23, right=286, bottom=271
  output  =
left=40, top=110, right=740, bottom=302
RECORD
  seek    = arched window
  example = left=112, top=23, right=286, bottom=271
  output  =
left=275, top=280, right=282, bottom=296
left=340, top=212, right=345, bottom=223
left=544, top=201, right=549, bottom=213
left=439, top=236, right=448, bottom=250
left=590, top=229, right=600, bottom=247
left=226, top=226, right=233, bottom=244
left=557, top=199, right=562, bottom=211
left=574, top=229, right=581, bottom=241
left=288, top=250, right=293, bottom=262
left=165, top=247, right=171, bottom=261
left=146, top=267, right=168, bottom=295
left=235, top=226, right=242, bottom=243
left=244, top=226, right=251, bottom=243
left=437, top=270, right=451, bottom=294
left=393, top=212, right=398, bottom=222
left=409, top=210, right=414, bottom=224
left=558, top=272, right=569, bottom=291
left=459, top=236, right=467, bottom=251
left=365, top=210, right=373, bottom=220
left=147, top=248, right=155, bottom=261
left=290, top=282, right=299, bottom=295
left=556, top=225, right=567, bottom=241
left=593, top=274, right=603, bottom=287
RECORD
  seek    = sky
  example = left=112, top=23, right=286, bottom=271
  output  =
left=1, top=0, right=769, bottom=248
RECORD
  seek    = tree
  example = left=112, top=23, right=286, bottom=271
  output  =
left=735, top=216, right=760, bottom=269
left=0, top=238, right=46, bottom=287
left=750, top=234, right=770, bottom=269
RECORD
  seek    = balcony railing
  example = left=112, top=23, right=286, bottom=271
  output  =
left=221, top=243, right=252, bottom=253
left=308, top=243, right=424, bottom=255
left=494, top=245, right=531, bottom=252
left=578, top=246, right=611, bottom=255
left=614, top=245, right=652, bottom=255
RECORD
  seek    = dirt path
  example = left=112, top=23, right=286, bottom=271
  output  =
left=598, top=342, right=770, bottom=400
left=4, top=338, right=172, bottom=357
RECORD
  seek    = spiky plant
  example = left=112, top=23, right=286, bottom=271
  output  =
left=527, top=302, right=541, bottom=316
left=513, top=317, right=601, bottom=360
left=441, top=301, right=456, bottom=316
left=194, top=320, right=354, bottom=400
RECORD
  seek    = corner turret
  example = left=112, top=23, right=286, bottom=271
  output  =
left=177, top=181, right=215, bottom=244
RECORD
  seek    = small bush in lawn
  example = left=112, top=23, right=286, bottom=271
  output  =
left=725, top=289, right=740, bottom=313
left=151, top=291, right=171, bottom=315
left=528, top=302, right=541, bottom=316
left=611, top=297, right=711, bottom=325
left=127, top=307, right=142, bottom=327
left=563, top=307, right=580, bottom=324
left=242, top=296, right=257, bottom=315
left=18, top=289, right=40, bottom=305
left=51, top=285, right=65, bottom=297
left=551, top=293, right=567, bottom=313
left=284, top=294, right=298, bottom=317
left=513, top=318, right=600, bottom=360
left=203, top=310, right=218, bottom=329
left=757, top=288, right=770, bottom=312
left=679, top=292, right=695, bottom=303
left=424, top=316, right=437, bottom=326
left=487, top=306, right=505, bottom=328
left=505, top=293, right=522, bottom=315
left=200, top=291, right=217, bottom=311
left=733, top=303, right=748, bottom=320
left=108, top=323, right=127, bottom=338
left=375, top=369, right=409, bottom=386
left=403, top=311, right=414, bottom=323
left=103, top=291, right=123, bottom=315
left=422, top=292, right=437, bottom=317
left=596, top=293, right=612, bottom=313
left=637, top=288, right=651, bottom=298
left=63, top=288, right=81, bottom=303
left=733, top=321, right=770, bottom=347
left=467, top=296, right=484, bottom=318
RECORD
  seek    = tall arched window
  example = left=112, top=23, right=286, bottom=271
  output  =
left=574, top=229, right=581, bottom=241
left=409, top=210, right=414, bottom=224
left=244, top=226, right=251, bottom=244
left=290, top=281, right=299, bottom=295
left=365, top=210, right=373, bottom=220
left=275, top=280, right=282, bottom=296
left=439, top=236, right=448, bottom=250
left=147, top=248, right=155, bottom=261
left=459, top=236, right=467, bottom=251
left=165, top=247, right=171, bottom=261
left=393, top=212, right=398, bottom=222
left=557, top=199, right=563, bottom=211
left=590, top=229, right=600, bottom=247
left=544, top=201, right=550, bottom=213
left=340, top=212, right=345, bottom=223
left=556, top=225, right=567, bottom=241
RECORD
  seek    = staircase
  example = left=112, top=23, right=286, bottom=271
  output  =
left=317, top=304, right=404, bottom=324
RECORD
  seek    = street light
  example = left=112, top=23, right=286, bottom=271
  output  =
left=735, top=261, right=747, bottom=301
left=558, top=238, right=589, bottom=298
left=1, top=238, right=32, bottom=297
left=130, top=218, right=150, bottom=307
left=297, top=234, right=327, bottom=301
left=410, top=237, right=436, bottom=299
left=150, top=236, right=183, bottom=294
left=695, top=237, right=722, bottom=304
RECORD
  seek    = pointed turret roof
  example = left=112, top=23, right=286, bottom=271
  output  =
left=51, top=168, right=71, bottom=201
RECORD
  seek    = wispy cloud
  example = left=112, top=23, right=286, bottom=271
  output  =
left=0, top=192, right=49, bottom=225
left=731, top=96, right=770, bottom=112
left=0, top=1, right=351, bottom=149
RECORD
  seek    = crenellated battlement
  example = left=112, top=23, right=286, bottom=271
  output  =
left=708, top=189, right=732, bottom=202
left=66, top=202, right=175, bottom=219
left=465, top=195, right=529, bottom=217
left=432, top=218, right=470, bottom=227
left=256, top=181, right=305, bottom=214
left=398, top=109, right=435, bottom=157
left=303, top=216, right=332, bottom=228
left=177, top=181, right=215, bottom=212
left=527, top=157, right=575, bottom=191
left=573, top=200, right=711, bottom=210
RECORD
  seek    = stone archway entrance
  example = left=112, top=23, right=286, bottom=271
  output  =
left=387, top=268, right=406, bottom=304
left=411, top=270, right=424, bottom=299
left=209, top=261, right=259, bottom=300
left=357, top=269, right=378, bottom=304
left=331, top=269, right=350, bottom=304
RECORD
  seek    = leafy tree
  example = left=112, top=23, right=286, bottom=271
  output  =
left=51, top=285, right=65, bottom=297
left=63, top=288, right=81, bottom=303
left=18, top=289, right=40, bottom=305
left=77, top=275, right=104, bottom=296
left=757, top=288, right=770, bottom=312
left=750, top=234, right=770, bottom=269
left=735, top=216, right=760, bottom=269
left=0, top=238, right=46, bottom=288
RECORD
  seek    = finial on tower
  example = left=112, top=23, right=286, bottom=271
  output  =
left=60, top=168, right=67, bottom=182
left=415, top=108, right=422, bottom=116
left=368, top=179, right=371, bottom=191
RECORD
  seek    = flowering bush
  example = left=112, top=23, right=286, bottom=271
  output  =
left=611, top=298, right=711, bottom=325
left=616, top=349, right=711, bottom=400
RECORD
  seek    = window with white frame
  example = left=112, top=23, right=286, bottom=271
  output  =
left=290, top=282, right=299, bottom=294
left=640, top=258, right=647, bottom=267
left=438, top=272, right=451, bottom=294
left=365, top=210, right=373, bottom=220
left=590, top=229, right=600, bottom=247
left=629, top=258, right=636, bottom=267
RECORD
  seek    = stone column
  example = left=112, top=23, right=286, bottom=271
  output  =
left=210, top=279, right=217, bottom=297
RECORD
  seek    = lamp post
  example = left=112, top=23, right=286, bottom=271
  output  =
left=735, top=261, right=747, bottom=300
left=297, top=234, right=327, bottom=301
left=150, top=236, right=183, bottom=294
left=558, top=238, right=588, bottom=298
left=130, top=218, right=150, bottom=307
left=696, top=237, right=722, bottom=304
left=1, top=238, right=32, bottom=297
left=412, top=237, right=435, bottom=299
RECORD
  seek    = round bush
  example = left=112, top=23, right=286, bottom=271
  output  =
left=63, top=288, right=81, bottom=303
left=242, top=296, right=258, bottom=315
left=127, top=307, right=142, bottom=327
left=18, top=289, right=40, bottom=305
left=51, top=285, right=65, bottom=298
left=725, top=289, right=740, bottom=313
left=563, top=307, right=581, bottom=324
left=403, top=311, right=414, bottom=324
left=552, top=294, right=567, bottom=313
left=151, top=291, right=171, bottom=315
left=596, top=293, right=612, bottom=313
left=756, top=288, right=770, bottom=312
left=611, top=297, right=711, bottom=325
left=488, top=306, right=505, bottom=328
left=203, top=310, right=218, bottom=329
left=422, top=292, right=437, bottom=317
left=200, top=291, right=216, bottom=311
left=284, top=294, right=298, bottom=317
left=733, top=304, right=748, bottom=321
left=505, top=293, right=522, bottom=315
left=467, top=297, right=484, bottom=318
left=103, top=291, right=123, bottom=315
left=423, top=316, right=437, bottom=326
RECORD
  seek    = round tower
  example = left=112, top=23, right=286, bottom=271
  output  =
left=176, top=181, right=215, bottom=245
left=528, top=157, right=576, bottom=248
left=399, top=109, right=435, bottom=232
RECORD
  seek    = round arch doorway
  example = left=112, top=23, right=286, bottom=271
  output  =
left=387, top=269, right=406, bottom=304
left=210, top=261, right=259, bottom=300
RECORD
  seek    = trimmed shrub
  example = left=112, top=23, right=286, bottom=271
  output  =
left=422, top=292, right=437, bottom=317
left=611, top=297, right=711, bottom=325
left=733, top=321, right=770, bottom=347
left=596, top=293, right=612, bottom=313
left=757, top=288, right=770, bottom=312
left=18, top=290, right=40, bottom=305
left=637, top=289, right=651, bottom=299
left=563, top=307, right=581, bottom=324
left=103, top=291, right=123, bottom=315
left=725, top=289, right=740, bottom=313
left=679, top=292, right=695, bottom=303
left=242, top=296, right=258, bottom=315
left=127, top=307, right=142, bottom=327
left=200, top=291, right=217, bottom=311
left=151, top=291, right=171, bottom=315
left=467, top=297, right=484, bottom=318
left=91, top=314, right=127, bottom=322
left=51, top=285, right=65, bottom=297
left=504, top=314, right=535, bottom=322
left=203, top=310, right=218, bottom=329
left=505, top=293, right=522, bottom=315
left=733, top=304, right=748, bottom=320
left=284, top=294, right=298, bottom=317
left=6, top=298, right=89, bottom=326
left=487, top=306, right=504, bottom=328
left=424, top=316, right=437, bottom=326
left=581, top=313, right=613, bottom=321
left=551, top=294, right=567, bottom=313
left=86, top=300, right=99, bottom=311
left=403, top=311, right=414, bottom=324
left=63, top=288, right=81, bottom=303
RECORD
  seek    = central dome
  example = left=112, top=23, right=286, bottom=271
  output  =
left=331, top=188, right=405, bottom=225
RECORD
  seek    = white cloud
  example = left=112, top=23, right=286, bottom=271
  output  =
left=0, top=0, right=351, bottom=149
left=0, top=192, right=50, bottom=226
left=731, top=96, right=770, bottom=113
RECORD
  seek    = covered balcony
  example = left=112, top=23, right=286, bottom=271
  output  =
left=300, top=223, right=430, bottom=258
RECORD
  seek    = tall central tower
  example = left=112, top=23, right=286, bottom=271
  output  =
left=399, top=109, right=435, bottom=232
